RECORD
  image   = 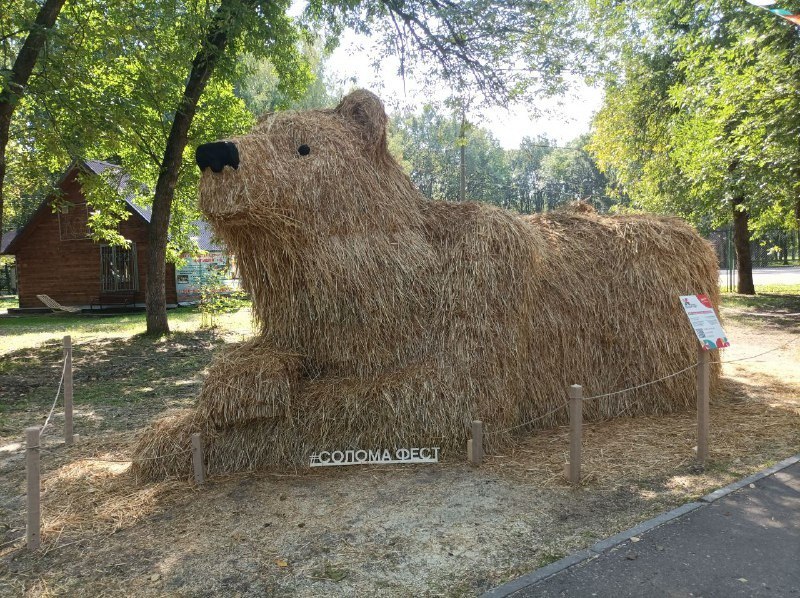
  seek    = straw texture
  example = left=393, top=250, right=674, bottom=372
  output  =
left=132, top=90, right=720, bottom=480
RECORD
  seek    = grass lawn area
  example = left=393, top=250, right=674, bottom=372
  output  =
left=0, top=304, right=255, bottom=355
left=721, top=283, right=800, bottom=312
left=0, top=304, right=255, bottom=433
left=0, top=296, right=17, bottom=312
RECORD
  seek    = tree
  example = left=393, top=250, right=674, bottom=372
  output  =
left=538, top=135, right=609, bottom=211
left=308, top=0, right=585, bottom=107
left=235, top=41, right=340, bottom=115
left=391, top=105, right=611, bottom=214
left=144, top=0, right=307, bottom=334
left=588, top=0, right=800, bottom=294
left=506, top=136, right=555, bottom=213
left=14, top=0, right=308, bottom=333
left=8, top=0, right=590, bottom=335
left=0, top=0, right=67, bottom=237
left=4, top=0, right=301, bottom=335
left=389, top=105, right=511, bottom=205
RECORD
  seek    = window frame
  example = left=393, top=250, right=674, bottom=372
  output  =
left=99, top=243, right=139, bottom=292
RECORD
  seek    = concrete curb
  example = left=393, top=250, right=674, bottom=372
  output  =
left=483, top=453, right=800, bottom=598
left=699, top=453, right=800, bottom=503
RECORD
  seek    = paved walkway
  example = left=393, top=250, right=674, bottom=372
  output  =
left=487, top=456, right=800, bottom=598
left=720, top=266, right=800, bottom=287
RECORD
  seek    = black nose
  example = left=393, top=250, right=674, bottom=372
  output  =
left=196, top=141, right=239, bottom=172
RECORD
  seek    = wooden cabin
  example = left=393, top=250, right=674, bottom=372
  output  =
left=1, top=159, right=223, bottom=310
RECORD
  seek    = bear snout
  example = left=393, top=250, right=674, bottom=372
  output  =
left=196, top=141, right=240, bottom=173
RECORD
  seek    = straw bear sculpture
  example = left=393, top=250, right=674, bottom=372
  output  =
left=132, top=89, right=720, bottom=480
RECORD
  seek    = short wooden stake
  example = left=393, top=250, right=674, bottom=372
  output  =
left=696, top=347, right=710, bottom=464
left=568, top=385, right=583, bottom=485
left=191, top=433, right=205, bottom=485
left=26, top=427, right=41, bottom=550
left=63, top=335, right=73, bottom=446
left=468, top=420, right=483, bottom=466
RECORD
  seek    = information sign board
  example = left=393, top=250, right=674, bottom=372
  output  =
left=680, top=294, right=730, bottom=351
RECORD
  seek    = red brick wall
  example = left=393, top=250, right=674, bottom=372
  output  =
left=16, top=171, right=178, bottom=308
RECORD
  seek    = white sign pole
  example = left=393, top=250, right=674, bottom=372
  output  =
left=680, top=294, right=727, bottom=465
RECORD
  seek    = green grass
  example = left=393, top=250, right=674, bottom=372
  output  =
left=0, top=295, right=17, bottom=312
left=0, top=303, right=254, bottom=354
left=721, top=284, right=800, bottom=311
left=0, top=305, right=255, bottom=435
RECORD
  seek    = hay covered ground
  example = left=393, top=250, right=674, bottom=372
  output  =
left=0, top=294, right=798, bottom=597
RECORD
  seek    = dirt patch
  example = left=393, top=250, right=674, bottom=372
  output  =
left=0, top=307, right=798, bottom=596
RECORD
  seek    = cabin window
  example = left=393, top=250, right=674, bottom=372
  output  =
left=100, top=244, right=139, bottom=291
left=58, top=202, right=90, bottom=240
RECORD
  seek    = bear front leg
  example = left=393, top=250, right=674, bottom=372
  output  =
left=196, top=338, right=303, bottom=427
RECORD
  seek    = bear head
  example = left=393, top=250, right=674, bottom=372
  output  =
left=196, top=89, right=422, bottom=243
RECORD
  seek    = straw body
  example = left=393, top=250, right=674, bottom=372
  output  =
left=133, top=90, right=720, bottom=480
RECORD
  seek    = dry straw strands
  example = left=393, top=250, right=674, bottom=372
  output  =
left=133, top=90, right=720, bottom=481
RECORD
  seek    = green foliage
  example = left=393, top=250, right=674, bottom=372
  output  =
left=304, top=0, right=588, bottom=106
left=8, top=1, right=258, bottom=248
left=3, top=0, right=313, bottom=248
left=390, top=105, right=511, bottom=204
left=235, top=41, right=341, bottom=115
left=3, top=0, right=596, bottom=237
left=198, top=270, right=249, bottom=329
left=391, top=107, right=609, bottom=213
left=589, top=0, right=800, bottom=234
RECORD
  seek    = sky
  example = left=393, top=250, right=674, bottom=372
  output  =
left=323, top=31, right=605, bottom=149
left=289, top=2, right=605, bottom=150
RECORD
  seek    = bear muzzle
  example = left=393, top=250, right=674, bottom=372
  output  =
left=196, top=141, right=240, bottom=173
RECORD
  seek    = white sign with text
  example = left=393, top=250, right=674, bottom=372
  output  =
left=310, top=447, right=440, bottom=467
left=680, top=294, right=730, bottom=351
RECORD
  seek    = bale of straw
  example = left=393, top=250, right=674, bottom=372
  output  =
left=132, top=89, right=720, bottom=481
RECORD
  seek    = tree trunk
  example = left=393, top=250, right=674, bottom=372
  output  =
left=732, top=196, right=755, bottom=295
left=0, top=0, right=67, bottom=237
left=145, top=0, right=243, bottom=335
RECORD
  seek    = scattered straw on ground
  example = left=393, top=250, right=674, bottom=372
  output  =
left=489, top=377, right=799, bottom=492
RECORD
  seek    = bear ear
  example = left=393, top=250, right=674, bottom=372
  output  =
left=335, top=89, right=388, bottom=154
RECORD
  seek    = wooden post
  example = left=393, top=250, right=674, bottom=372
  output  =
left=696, top=347, right=710, bottom=464
left=568, top=385, right=583, bottom=485
left=63, top=335, right=73, bottom=446
left=468, top=420, right=483, bottom=466
left=26, top=427, right=41, bottom=550
left=191, top=433, right=205, bottom=485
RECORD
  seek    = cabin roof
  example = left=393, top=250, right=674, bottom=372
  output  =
left=2, top=160, right=221, bottom=254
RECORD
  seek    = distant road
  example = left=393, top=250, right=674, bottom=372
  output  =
left=719, top=266, right=800, bottom=287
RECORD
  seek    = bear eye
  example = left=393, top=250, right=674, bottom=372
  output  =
left=298, top=144, right=310, bottom=156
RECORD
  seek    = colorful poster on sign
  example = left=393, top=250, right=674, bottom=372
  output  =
left=175, top=252, right=240, bottom=302
left=680, top=294, right=730, bottom=351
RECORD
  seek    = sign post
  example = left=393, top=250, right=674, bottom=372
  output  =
left=696, top=347, right=710, bottom=463
left=680, top=294, right=729, bottom=465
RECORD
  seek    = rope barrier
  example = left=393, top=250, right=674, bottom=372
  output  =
left=35, top=446, right=191, bottom=463
left=24, top=316, right=799, bottom=473
left=483, top=334, right=798, bottom=436
left=565, top=334, right=799, bottom=405
left=582, top=362, right=699, bottom=402
left=486, top=402, right=569, bottom=436
left=40, top=359, right=67, bottom=436
left=714, top=334, right=800, bottom=365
